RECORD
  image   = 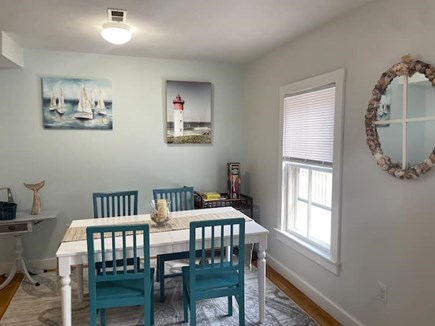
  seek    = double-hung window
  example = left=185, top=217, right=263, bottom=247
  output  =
left=277, top=69, right=345, bottom=275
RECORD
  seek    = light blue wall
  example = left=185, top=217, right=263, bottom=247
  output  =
left=244, top=0, right=435, bottom=324
left=0, top=49, right=245, bottom=264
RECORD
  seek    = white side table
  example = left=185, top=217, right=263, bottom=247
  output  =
left=0, top=210, right=58, bottom=289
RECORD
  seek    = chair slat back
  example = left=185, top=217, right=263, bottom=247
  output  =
left=153, top=186, right=194, bottom=212
left=93, top=190, right=138, bottom=218
left=86, top=224, right=150, bottom=286
left=189, top=218, right=245, bottom=287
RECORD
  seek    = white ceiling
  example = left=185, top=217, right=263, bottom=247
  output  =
left=0, top=0, right=375, bottom=64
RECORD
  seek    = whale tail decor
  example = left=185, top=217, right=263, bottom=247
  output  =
left=24, top=180, right=45, bottom=215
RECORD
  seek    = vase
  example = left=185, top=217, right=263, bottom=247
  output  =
left=150, top=199, right=171, bottom=226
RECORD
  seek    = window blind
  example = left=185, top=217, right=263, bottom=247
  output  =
left=283, top=85, right=335, bottom=165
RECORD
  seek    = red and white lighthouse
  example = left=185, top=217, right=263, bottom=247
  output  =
left=173, top=94, right=185, bottom=136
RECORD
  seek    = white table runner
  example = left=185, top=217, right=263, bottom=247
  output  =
left=62, top=210, right=251, bottom=242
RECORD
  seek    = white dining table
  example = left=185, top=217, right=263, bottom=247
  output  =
left=56, top=207, right=268, bottom=325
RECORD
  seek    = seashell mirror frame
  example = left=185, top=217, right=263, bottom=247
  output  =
left=365, top=55, right=435, bottom=179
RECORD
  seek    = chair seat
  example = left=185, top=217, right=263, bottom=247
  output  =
left=95, top=268, right=155, bottom=308
left=97, top=279, right=145, bottom=298
left=182, top=265, right=239, bottom=291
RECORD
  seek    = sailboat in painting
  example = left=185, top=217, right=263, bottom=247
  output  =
left=89, top=89, right=96, bottom=111
left=56, top=88, right=66, bottom=115
left=49, top=89, right=57, bottom=111
left=96, top=89, right=107, bottom=115
left=74, top=86, right=93, bottom=120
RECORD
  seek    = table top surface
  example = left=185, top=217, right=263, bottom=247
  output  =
left=56, top=207, right=268, bottom=258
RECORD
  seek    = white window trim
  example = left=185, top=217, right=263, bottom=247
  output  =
left=277, top=68, right=345, bottom=275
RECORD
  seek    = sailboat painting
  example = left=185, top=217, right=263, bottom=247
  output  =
left=42, top=77, right=112, bottom=130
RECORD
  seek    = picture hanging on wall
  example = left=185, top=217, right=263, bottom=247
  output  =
left=165, top=80, right=212, bottom=144
left=41, top=77, right=112, bottom=130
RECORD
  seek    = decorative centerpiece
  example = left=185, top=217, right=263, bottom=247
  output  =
left=150, top=199, right=171, bottom=226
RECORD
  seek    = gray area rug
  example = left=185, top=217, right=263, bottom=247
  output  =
left=1, top=261, right=318, bottom=325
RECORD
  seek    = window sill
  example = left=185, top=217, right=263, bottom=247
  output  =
left=275, top=228, right=341, bottom=275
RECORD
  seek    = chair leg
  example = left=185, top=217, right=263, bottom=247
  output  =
left=144, top=305, right=151, bottom=326
left=190, top=301, right=196, bottom=326
left=76, top=264, right=84, bottom=302
left=159, top=258, right=165, bottom=302
left=228, top=295, right=233, bottom=316
left=183, top=285, right=189, bottom=323
left=90, top=305, right=97, bottom=326
left=238, top=293, right=245, bottom=326
left=151, top=283, right=155, bottom=325
left=156, top=256, right=160, bottom=282
left=101, top=308, right=106, bottom=326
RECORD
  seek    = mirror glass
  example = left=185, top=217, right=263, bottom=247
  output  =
left=378, top=73, right=435, bottom=166
left=407, top=121, right=427, bottom=165
left=379, top=76, right=401, bottom=122
left=377, top=123, right=402, bottom=163
left=411, top=120, right=435, bottom=162
left=408, top=73, right=433, bottom=119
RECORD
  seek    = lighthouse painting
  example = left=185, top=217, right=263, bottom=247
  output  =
left=166, top=80, right=212, bottom=144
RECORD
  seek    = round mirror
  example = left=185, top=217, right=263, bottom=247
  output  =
left=365, top=55, right=435, bottom=179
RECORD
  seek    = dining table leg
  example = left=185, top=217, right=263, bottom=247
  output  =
left=257, top=246, right=266, bottom=324
left=76, top=264, right=84, bottom=302
left=58, top=259, right=72, bottom=326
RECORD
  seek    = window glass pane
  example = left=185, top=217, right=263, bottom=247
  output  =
left=297, top=168, right=308, bottom=200
left=295, top=200, right=308, bottom=236
left=310, top=206, right=331, bottom=246
left=377, top=123, right=402, bottom=164
left=311, top=170, right=332, bottom=208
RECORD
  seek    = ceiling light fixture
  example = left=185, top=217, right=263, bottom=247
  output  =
left=101, top=22, right=132, bottom=45
left=101, top=9, right=132, bottom=45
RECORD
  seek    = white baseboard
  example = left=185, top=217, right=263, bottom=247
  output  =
left=0, top=258, right=57, bottom=275
left=267, top=254, right=363, bottom=326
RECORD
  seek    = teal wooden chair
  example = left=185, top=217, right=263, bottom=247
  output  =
left=86, top=224, right=154, bottom=326
left=76, top=190, right=140, bottom=301
left=93, top=190, right=138, bottom=218
left=182, top=218, right=245, bottom=326
left=92, top=190, right=140, bottom=271
left=153, top=186, right=194, bottom=212
left=152, top=186, right=195, bottom=302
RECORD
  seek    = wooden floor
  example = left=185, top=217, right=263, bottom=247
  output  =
left=0, top=273, right=23, bottom=320
left=0, top=266, right=340, bottom=325
left=265, top=264, right=341, bottom=325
